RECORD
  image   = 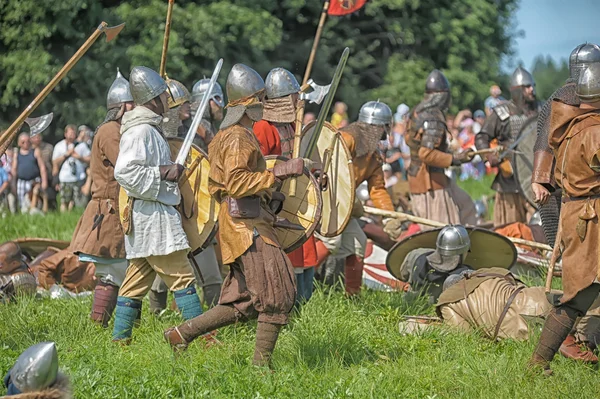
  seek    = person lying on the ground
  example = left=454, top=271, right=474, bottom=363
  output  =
left=36, top=247, right=96, bottom=293
left=0, top=241, right=36, bottom=303
left=436, top=268, right=600, bottom=363
left=3, top=342, right=71, bottom=398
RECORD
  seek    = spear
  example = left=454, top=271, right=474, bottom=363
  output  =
left=159, top=0, right=175, bottom=77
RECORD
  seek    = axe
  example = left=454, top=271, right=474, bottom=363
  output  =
left=0, top=22, right=125, bottom=155
left=299, top=79, right=330, bottom=105
left=24, top=113, right=54, bottom=136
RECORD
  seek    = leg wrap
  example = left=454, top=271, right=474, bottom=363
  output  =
left=174, top=286, right=203, bottom=320
left=90, top=280, right=118, bottom=328
left=344, top=255, right=364, bottom=296
left=531, top=306, right=579, bottom=367
left=112, top=296, right=142, bottom=341
left=253, top=321, right=282, bottom=367
left=177, top=304, right=240, bottom=342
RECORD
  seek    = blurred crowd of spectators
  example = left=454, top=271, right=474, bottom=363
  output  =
left=0, top=124, right=94, bottom=216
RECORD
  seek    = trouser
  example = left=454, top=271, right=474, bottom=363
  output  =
left=531, top=283, right=600, bottom=367
left=317, top=218, right=366, bottom=295
left=295, top=267, right=315, bottom=305
left=119, top=250, right=196, bottom=300
left=574, top=295, right=600, bottom=347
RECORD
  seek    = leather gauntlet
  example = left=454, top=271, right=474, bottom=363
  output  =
left=159, top=164, right=185, bottom=182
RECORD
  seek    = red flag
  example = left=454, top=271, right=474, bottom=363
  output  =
left=327, top=0, right=367, bottom=16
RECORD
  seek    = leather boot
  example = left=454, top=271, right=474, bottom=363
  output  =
left=149, top=289, right=168, bottom=315
left=529, top=307, right=579, bottom=374
left=203, top=284, right=222, bottom=308
left=559, top=334, right=599, bottom=364
left=344, top=255, right=364, bottom=296
left=90, top=280, right=118, bottom=328
left=165, top=304, right=240, bottom=350
left=253, top=322, right=282, bottom=367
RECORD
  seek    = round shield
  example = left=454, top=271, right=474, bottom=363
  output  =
left=512, top=116, right=538, bottom=208
left=14, top=238, right=70, bottom=259
left=264, top=155, right=322, bottom=253
left=386, top=227, right=517, bottom=280
left=119, top=138, right=219, bottom=252
left=300, top=121, right=355, bottom=237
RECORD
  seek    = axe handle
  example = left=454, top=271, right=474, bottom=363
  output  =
left=0, top=22, right=109, bottom=156
left=302, top=1, right=329, bottom=85
left=362, top=206, right=553, bottom=252
left=289, top=99, right=306, bottom=197
left=159, top=0, right=175, bottom=77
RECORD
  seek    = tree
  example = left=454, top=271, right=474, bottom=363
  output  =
left=1, top=0, right=521, bottom=142
left=531, top=55, right=569, bottom=102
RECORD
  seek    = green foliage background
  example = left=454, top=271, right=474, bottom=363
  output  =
left=1, top=0, right=526, bottom=142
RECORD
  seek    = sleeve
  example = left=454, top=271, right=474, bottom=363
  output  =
left=339, top=132, right=356, bottom=158
left=99, top=128, right=121, bottom=166
left=223, top=134, right=276, bottom=199
left=76, top=143, right=91, bottom=157
left=418, top=147, right=453, bottom=168
left=114, top=127, right=161, bottom=200
left=366, top=155, right=394, bottom=211
left=52, top=142, right=63, bottom=161
left=475, top=112, right=500, bottom=150
left=586, top=125, right=600, bottom=172
left=253, top=121, right=281, bottom=156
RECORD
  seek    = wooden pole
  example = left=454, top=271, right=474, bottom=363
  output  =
left=159, top=0, right=175, bottom=78
left=363, top=206, right=553, bottom=252
left=302, top=1, right=330, bottom=85
left=289, top=82, right=312, bottom=197
left=545, top=224, right=562, bottom=292
left=0, top=22, right=124, bottom=156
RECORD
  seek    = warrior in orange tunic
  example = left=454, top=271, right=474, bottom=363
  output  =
left=254, top=67, right=319, bottom=304
left=164, top=64, right=305, bottom=367
left=530, top=64, right=600, bottom=374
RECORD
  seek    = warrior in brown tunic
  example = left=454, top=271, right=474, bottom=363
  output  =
left=476, top=66, right=539, bottom=227
left=407, top=70, right=476, bottom=227
left=164, top=64, right=304, bottom=367
left=530, top=63, right=600, bottom=374
left=70, top=69, right=134, bottom=327
left=0, top=242, right=36, bottom=303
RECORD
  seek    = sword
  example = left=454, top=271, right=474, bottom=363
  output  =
left=175, top=58, right=223, bottom=165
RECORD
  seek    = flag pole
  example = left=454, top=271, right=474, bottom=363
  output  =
left=302, top=1, right=330, bottom=85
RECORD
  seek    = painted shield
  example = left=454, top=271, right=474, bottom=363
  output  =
left=300, top=121, right=355, bottom=237
left=264, top=155, right=322, bottom=253
left=386, top=227, right=517, bottom=280
left=119, top=138, right=219, bottom=252
left=512, top=116, right=538, bottom=208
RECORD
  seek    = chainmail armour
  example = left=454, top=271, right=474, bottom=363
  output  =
left=95, top=107, right=122, bottom=137
left=161, top=107, right=183, bottom=138
left=341, top=121, right=385, bottom=158
left=262, top=96, right=296, bottom=124
left=533, top=80, right=579, bottom=247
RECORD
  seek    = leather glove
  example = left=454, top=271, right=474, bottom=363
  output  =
left=269, top=191, right=286, bottom=214
left=383, top=218, right=404, bottom=241
left=273, top=158, right=304, bottom=180
left=486, top=153, right=500, bottom=167
left=451, top=151, right=474, bottom=166
left=159, top=164, right=185, bottom=182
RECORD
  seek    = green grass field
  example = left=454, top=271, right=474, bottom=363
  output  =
left=1, top=181, right=599, bottom=398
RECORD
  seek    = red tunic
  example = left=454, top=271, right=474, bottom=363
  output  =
left=253, top=119, right=318, bottom=268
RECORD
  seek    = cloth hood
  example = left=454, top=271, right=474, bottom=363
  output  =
left=548, top=100, right=590, bottom=151
left=120, top=106, right=163, bottom=134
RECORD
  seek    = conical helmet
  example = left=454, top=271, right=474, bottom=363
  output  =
left=510, top=66, right=535, bottom=87
left=425, top=69, right=450, bottom=93
left=265, top=68, right=301, bottom=99
left=577, top=63, right=600, bottom=102
left=358, top=101, right=393, bottom=125
left=192, top=78, right=224, bottom=107
left=225, top=64, right=265, bottom=104
left=570, top=43, right=600, bottom=81
left=107, top=68, right=134, bottom=110
left=436, top=225, right=470, bottom=257
left=165, top=78, right=191, bottom=109
left=129, top=66, right=168, bottom=105
left=10, top=342, right=58, bottom=392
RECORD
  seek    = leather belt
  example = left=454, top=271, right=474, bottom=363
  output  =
left=562, top=193, right=600, bottom=203
left=493, top=286, right=524, bottom=340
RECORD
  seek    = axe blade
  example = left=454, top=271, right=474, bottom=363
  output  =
left=101, top=22, right=125, bottom=42
left=25, top=112, right=54, bottom=136
left=300, top=81, right=331, bottom=105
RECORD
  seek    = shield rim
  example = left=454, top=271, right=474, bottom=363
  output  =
left=264, top=155, right=322, bottom=253
left=13, top=238, right=70, bottom=259
left=301, top=120, right=356, bottom=237
left=385, top=227, right=517, bottom=280
left=512, top=115, right=538, bottom=209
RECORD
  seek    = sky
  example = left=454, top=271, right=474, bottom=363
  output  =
left=509, top=0, right=600, bottom=71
